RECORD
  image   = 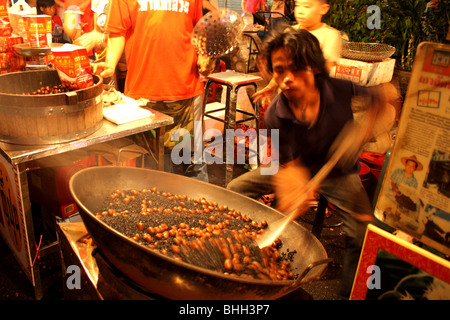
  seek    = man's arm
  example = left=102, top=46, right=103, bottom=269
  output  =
left=73, top=12, right=104, bottom=52
left=241, top=0, right=246, bottom=12
left=273, top=157, right=319, bottom=216
left=92, top=33, right=125, bottom=78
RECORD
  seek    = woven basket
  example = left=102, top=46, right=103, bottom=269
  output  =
left=342, top=42, right=396, bottom=62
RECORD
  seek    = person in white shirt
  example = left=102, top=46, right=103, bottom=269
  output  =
left=253, top=0, right=342, bottom=104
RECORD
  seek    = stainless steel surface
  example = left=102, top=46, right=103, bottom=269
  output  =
left=69, top=166, right=330, bottom=300
left=13, top=43, right=64, bottom=57
left=0, top=112, right=173, bottom=166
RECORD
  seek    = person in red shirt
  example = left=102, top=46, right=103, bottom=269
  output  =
left=241, top=0, right=265, bottom=25
left=93, top=0, right=214, bottom=181
left=36, top=0, right=64, bottom=42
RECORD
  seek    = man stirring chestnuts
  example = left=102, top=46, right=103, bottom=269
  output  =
left=227, top=28, right=388, bottom=297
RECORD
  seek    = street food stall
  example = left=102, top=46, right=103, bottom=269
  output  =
left=0, top=6, right=174, bottom=297
left=0, top=7, right=332, bottom=301
left=1, top=0, right=448, bottom=302
left=0, top=67, right=173, bottom=299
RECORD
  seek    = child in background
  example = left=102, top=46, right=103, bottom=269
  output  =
left=293, top=0, right=341, bottom=71
left=36, top=0, right=63, bottom=42
left=253, top=0, right=342, bottom=103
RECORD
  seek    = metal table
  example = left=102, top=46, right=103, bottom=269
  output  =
left=0, top=111, right=173, bottom=299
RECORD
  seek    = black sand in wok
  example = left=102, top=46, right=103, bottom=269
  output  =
left=95, top=188, right=297, bottom=280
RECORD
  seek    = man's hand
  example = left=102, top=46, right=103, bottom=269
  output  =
left=73, top=31, right=103, bottom=52
left=251, top=81, right=276, bottom=104
left=91, top=62, right=115, bottom=79
left=197, top=54, right=215, bottom=76
left=273, top=164, right=319, bottom=218
left=252, top=56, right=277, bottom=104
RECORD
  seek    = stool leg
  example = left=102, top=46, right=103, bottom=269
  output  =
left=251, top=83, right=260, bottom=166
left=312, top=195, right=328, bottom=238
left=235, top=83, right=260, bottom=167
left=224, top=84, right=236, bottom=186
left=202, top=80, right=212, bottom=117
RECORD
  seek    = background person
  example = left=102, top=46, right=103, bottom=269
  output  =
left=269, top=0, right=285, bottom=30
left=241, top=0, right=266, bottom=26
left=293, top=0, right=341, bottom=71
left=252, top=0, right=341, bottom=105
left=202, top=0, right=217, bottom=15
left=63, top=0, right=94, bottom=41
left=36, top=0, right=64, bottom=42
left=66, top=0, right=127, bottom=92
left=92, top=0, right=215, bottom=182
left=70, top=0, right=107, bottom=52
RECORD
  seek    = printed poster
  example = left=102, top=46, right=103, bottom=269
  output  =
left=374, top=42, right=450, bottom=256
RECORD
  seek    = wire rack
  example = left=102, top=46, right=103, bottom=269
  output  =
left=342, top=42, right=396, bottom=62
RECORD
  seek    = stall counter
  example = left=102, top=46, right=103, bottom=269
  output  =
left=0, top=111, right=173, bottom=299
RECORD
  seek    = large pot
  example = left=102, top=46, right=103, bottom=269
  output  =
left=0, top=69, right=103, bottom=145
left=69, top=166, right=331, bottom=300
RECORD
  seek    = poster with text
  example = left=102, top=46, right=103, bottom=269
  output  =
left=374, top=42, right=450, bottom=256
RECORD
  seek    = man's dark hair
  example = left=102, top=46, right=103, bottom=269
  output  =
left=36, top=0, right=55, bottom=14
left=261, top=26, right=328, bottom=76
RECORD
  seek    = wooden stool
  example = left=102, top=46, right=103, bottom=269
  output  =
left=202, top=71, right=262, bottom=185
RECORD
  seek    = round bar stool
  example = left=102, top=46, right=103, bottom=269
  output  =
left=202, top=71, right=262, bottom=186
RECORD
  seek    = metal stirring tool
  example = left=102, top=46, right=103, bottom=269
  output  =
left=256, top=121, right=362, bottom=248
left=191, top=8, right=244, bottom=57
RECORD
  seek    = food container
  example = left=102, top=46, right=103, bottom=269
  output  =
left=23, top=14, right=52, bottom=48
left=52, top=43, right=94, bottom=89
left=0, top=69, right=103, bottom=145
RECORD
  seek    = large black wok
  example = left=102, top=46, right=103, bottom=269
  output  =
left=69, top=166, right=331, bottom=300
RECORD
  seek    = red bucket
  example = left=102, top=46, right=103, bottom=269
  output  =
left=360, top=152, right=385, bottom=179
